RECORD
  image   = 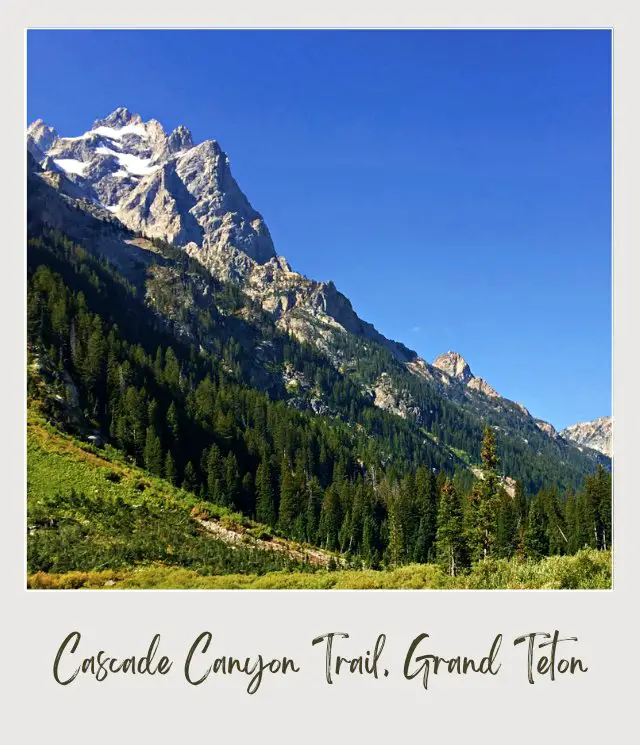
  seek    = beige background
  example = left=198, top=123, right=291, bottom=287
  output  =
left=2, top=3, right=637, bottom=742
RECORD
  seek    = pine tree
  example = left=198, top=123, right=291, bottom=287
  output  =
left=595, top=466, right=612, bottom=551
left=413, top=467, right=438, bottom=562
left=147, top=399, right=160, bottom=434
left=206, top=444, right=224, bottom=504
left=387, top=487, right=406, bottom=566
left=123, top=386, right=147, bottom=462
left=305, top=476, right=323, bottom=545
left=524, top=495, right=549, bottom=559
left=143, top=426, right=163, bottom=476
left=256, top=457, right=277, bottom=527
left=464, top=482, right=485, bottom=562
left=278, top=457, right=298, bottom=534
left=436, top=479, right=467, bottom=577
left=513, top=481, right=528, bottom=529
left=319, top=484, right=343, bottom=551
left=83, top=316, right=106, bottom=412
left=166, top=401, right=180, bottom=444
left=494, top=490, right=518, bottom=558
left=153, top=347, right=164, bottom=379
left=223, top=452, right=240, bottom=509
left=183, top=461, right=198, bottom=493
left=539, top=487, right=568, bottom=555
left=565, top=491, right=578, bottom=554
left=574, top=489, right=597, bottom=550
left=584, top=465, right=612, bottom=551
left=164, top=450, right=177, bottom=485
left=466, top=427, right=500, bottom=561
left=164, top=347, right=181, bottom=388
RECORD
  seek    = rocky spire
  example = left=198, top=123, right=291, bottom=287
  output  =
left=432, top=351, right=473, bottom=383
left=27, top=119, right=59, bottom=159
left=167, top=124, right=194, bottom=153
left=93, top=107, right=142, bottom=128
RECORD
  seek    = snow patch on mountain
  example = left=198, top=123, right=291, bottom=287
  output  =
left=92, top=123, right=148, bottom=140
left=53, top=158, right=87, bottom=176
left=95, top=146, right=160, bottom=176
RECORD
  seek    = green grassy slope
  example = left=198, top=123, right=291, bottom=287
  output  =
left=26, top=407, right=611, bottom=590
left=27, top=406, right=335, bottom=579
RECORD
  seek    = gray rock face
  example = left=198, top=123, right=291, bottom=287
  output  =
left=372, top=372, right=423, bottom=423
left=167, top=124, right=194, bottom=154
left=561, top=416, right=612, bottom=457
left=433, top=351, right=474, bottom=383
left=189, top=239, right=416, bottom=362
left=27, top=119, right=59, bottom=160
left=431, top=351, right=498, bottom=398
left=467, top=376, right=499, bottom=398
left=29, top=107, right=276, bottom=266
left=122, top=139, right=276, bottom=263
left=93, top=106, right=139, bottom=128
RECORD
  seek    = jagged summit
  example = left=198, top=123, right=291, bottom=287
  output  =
left=27, top=119, right=58, bottom=159
left=430, top=350, right=499, bottom=399
left=561, top=416, right=612, bottom=457
left=27, top=108, right=275, bottom=265
left=433, top=351, right=473, bottom=383
left=94, top=106, right=142, bottom=128
left=167, top=124, right=194, bottom=153
left=26, top=107, right=420, bottom=361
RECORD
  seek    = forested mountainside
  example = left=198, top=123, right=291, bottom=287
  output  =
left=26, top=109, right=612, bottom=587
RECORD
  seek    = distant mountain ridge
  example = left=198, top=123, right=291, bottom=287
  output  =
left=26, top=107, right=610, bottom=491
left=561, top=416, right=612, bottom=457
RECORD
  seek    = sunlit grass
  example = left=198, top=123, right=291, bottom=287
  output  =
left=26, top=406, right=612, bottom=590
left=28, top=549, right=611, bottom=590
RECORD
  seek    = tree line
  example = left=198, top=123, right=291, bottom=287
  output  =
left=27, top=231, right=611, bottom=573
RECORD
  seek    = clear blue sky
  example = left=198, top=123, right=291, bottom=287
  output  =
left=27, top=30, right=611, bottom=430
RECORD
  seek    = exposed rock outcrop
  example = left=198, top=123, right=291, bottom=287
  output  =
left=433, top=351, right=474, bottom=384
left=432, top=351, right=498, bottom=398
left=561, top=416, right=612, bottom=457
left=371, top=372, right=422, bottom=422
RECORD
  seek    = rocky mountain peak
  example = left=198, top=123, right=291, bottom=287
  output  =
left=27, top=119, right=59, bottom=158
left=94, top=107, right=142, bottom=128
left=561, top=416, right=612, bottom=457
left=433, top=351, right=473, bottom=383
left=167, top=124, right=194, bottom=153
left=26, top=108, right=277, bottom=266
left=430, top=351, right=500, bottom=399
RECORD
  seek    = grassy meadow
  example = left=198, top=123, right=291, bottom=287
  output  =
left=26, top=408, right=612, bottom=590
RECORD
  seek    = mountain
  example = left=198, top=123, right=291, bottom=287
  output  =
left=28, top=107, right=417, bottom=361
left=561, top=416, right=612, bottom=457
left=26, top=106, right=614, bottom=587
left=26, top=108, right=610, bottom=496
left=29, top=107, right=273, bottom=260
